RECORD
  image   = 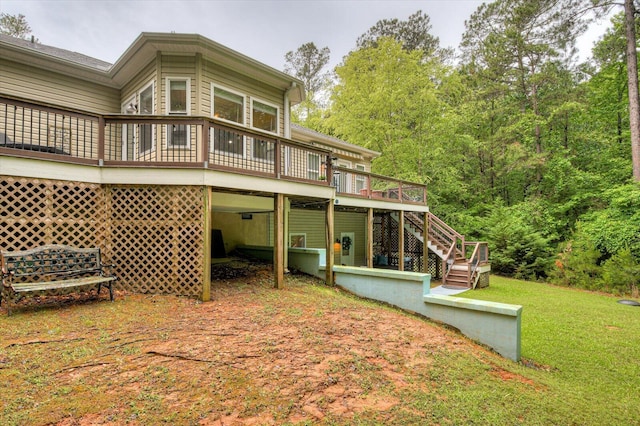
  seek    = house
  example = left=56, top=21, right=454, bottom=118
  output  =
left=0, top=32, right=489, bottom=300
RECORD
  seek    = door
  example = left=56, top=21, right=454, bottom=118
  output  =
left=340, top=232, right=355, bottom=266
left=121, top=96, right=137, bottom=161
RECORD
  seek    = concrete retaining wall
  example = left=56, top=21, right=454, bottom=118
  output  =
left=334, top=265, right=522, bottom=361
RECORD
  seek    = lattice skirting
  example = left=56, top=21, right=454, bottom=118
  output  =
left=1, top=176, right=205, bottom=297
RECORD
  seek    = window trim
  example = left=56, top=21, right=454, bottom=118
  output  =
left=165, top=77, right=191, bottom=149
left=250, top=97, right=280, bottom=136
left=211, top=83, right=245, bottom=126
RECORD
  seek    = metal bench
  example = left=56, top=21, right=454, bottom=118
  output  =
left=1, top=244, right=117, bottom=315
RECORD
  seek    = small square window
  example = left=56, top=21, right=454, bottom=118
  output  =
left=290, top=233, right=306, bottom=248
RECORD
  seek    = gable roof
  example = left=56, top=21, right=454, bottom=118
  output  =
left=0, top=34, right=112, bottom=71
left=0, top=33, right=305, bottom=102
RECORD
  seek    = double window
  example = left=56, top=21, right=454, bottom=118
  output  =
left=167, top=78, right=190, bottom=148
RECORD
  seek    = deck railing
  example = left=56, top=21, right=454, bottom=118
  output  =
left=332, top=166, right=427, bottom=205
left=1, top=96, right=427, bottom=204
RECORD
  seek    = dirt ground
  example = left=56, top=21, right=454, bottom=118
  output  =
left=2, top=260, right=524, bottom=425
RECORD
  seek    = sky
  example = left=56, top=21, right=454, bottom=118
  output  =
left=1, top=0, right=614, bottom=72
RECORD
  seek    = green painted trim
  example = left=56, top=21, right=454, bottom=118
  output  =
left=333, top=265, right=429, bottom=283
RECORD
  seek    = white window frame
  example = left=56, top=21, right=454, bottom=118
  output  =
left=166, top=77, right=191, bottom=149
left=211, top=83, right=245, bottom=125
left=250, top=97, right=280, bottom=136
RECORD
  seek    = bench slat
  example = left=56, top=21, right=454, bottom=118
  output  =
left=11, top=276, right=116, bottom=293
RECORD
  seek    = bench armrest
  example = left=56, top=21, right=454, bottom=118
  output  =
left=100, top=263, right=117, bottom=278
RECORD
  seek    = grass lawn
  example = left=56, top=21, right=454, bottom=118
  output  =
left=0, top=272, right=639, bottom=425
left=459, top=276, right=640, bottom=424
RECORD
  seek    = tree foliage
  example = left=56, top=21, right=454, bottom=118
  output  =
left=294, top=3, right=640, bottom=294
left=0, top=13, right=35, bottom=40
left=356, top=10, right=442, bottom=58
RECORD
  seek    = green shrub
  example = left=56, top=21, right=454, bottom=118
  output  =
left=600, top=248, right=640, bottom=296
left=549, top=224, right=601, bottom=289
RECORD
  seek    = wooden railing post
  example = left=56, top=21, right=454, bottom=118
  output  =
left=98, top=116, right=105, bottom=164
left=275, top=139, right=282, bottom=179
left=398, top=211, right=405, bottom=271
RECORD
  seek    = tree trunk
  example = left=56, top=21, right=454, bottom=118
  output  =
left=625, top=0, right=640, bottom=181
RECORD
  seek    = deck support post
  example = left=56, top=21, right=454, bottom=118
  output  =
left=398, top=210, right=405, bottom=271
left=274, top=193, right=285, bottom=289
left=202, top=186, right=212, bottom=301
left=367, top=208, right=374, bottom=268
left=325, top=199, right=335, bottom=286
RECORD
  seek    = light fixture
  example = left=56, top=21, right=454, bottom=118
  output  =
left=126, top=102, right=138, bottom=113
left=333, top=239, right=341, bottom=252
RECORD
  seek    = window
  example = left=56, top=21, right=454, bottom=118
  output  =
left=289, top=233, right=306, bottom=248
left=307, top=153, right=320, bottom=180
left=355, top=164, right=366, bottom=193
left=251, top=99, right=278, bottom=134
left=213, top=85, right=244, bottom=124
left=167, top=78, right=190, bottom=148
left=252, top=138, right=275, bottom=162
left=138, top=83, right=154, bottom=153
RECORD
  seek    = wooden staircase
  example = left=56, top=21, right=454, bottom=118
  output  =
left=390, top=211, right=489, bottom=289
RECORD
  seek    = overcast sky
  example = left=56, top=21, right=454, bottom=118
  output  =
left=2, top=0, right=613, bottom=72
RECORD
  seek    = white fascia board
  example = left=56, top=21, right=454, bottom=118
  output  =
left=0, top=156, right=102, bottom=183
left=334, top=196, right=430, bottom=213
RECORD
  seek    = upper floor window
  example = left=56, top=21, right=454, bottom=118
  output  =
left=166, top=78, right=190, bottom=148
left=213, top=85, right=244, bottom=124
left=168, top=79, right=188, bottom=114
left=251, top=99, right=278, bottom=134
left=139, top=83, right=154, bottom=114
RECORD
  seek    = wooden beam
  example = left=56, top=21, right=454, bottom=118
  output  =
left=325, top=199, right=335, bottom=286
left=274, top=193, right=285, bottom=289
left=202, top=186, right=212, bottom=301
left=398, top=210, right=405, bottom=271
left=367, top=208, right=374, bottom=268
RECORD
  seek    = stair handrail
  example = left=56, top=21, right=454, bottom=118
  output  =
left=428, top=212, right=465, bottom=258
left=465, top=242, right=489, bottom=289
left=442, top=240, right=458, bottom=286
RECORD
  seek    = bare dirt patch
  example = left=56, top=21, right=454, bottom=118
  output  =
left=1, top=263, right=533, bottom=425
